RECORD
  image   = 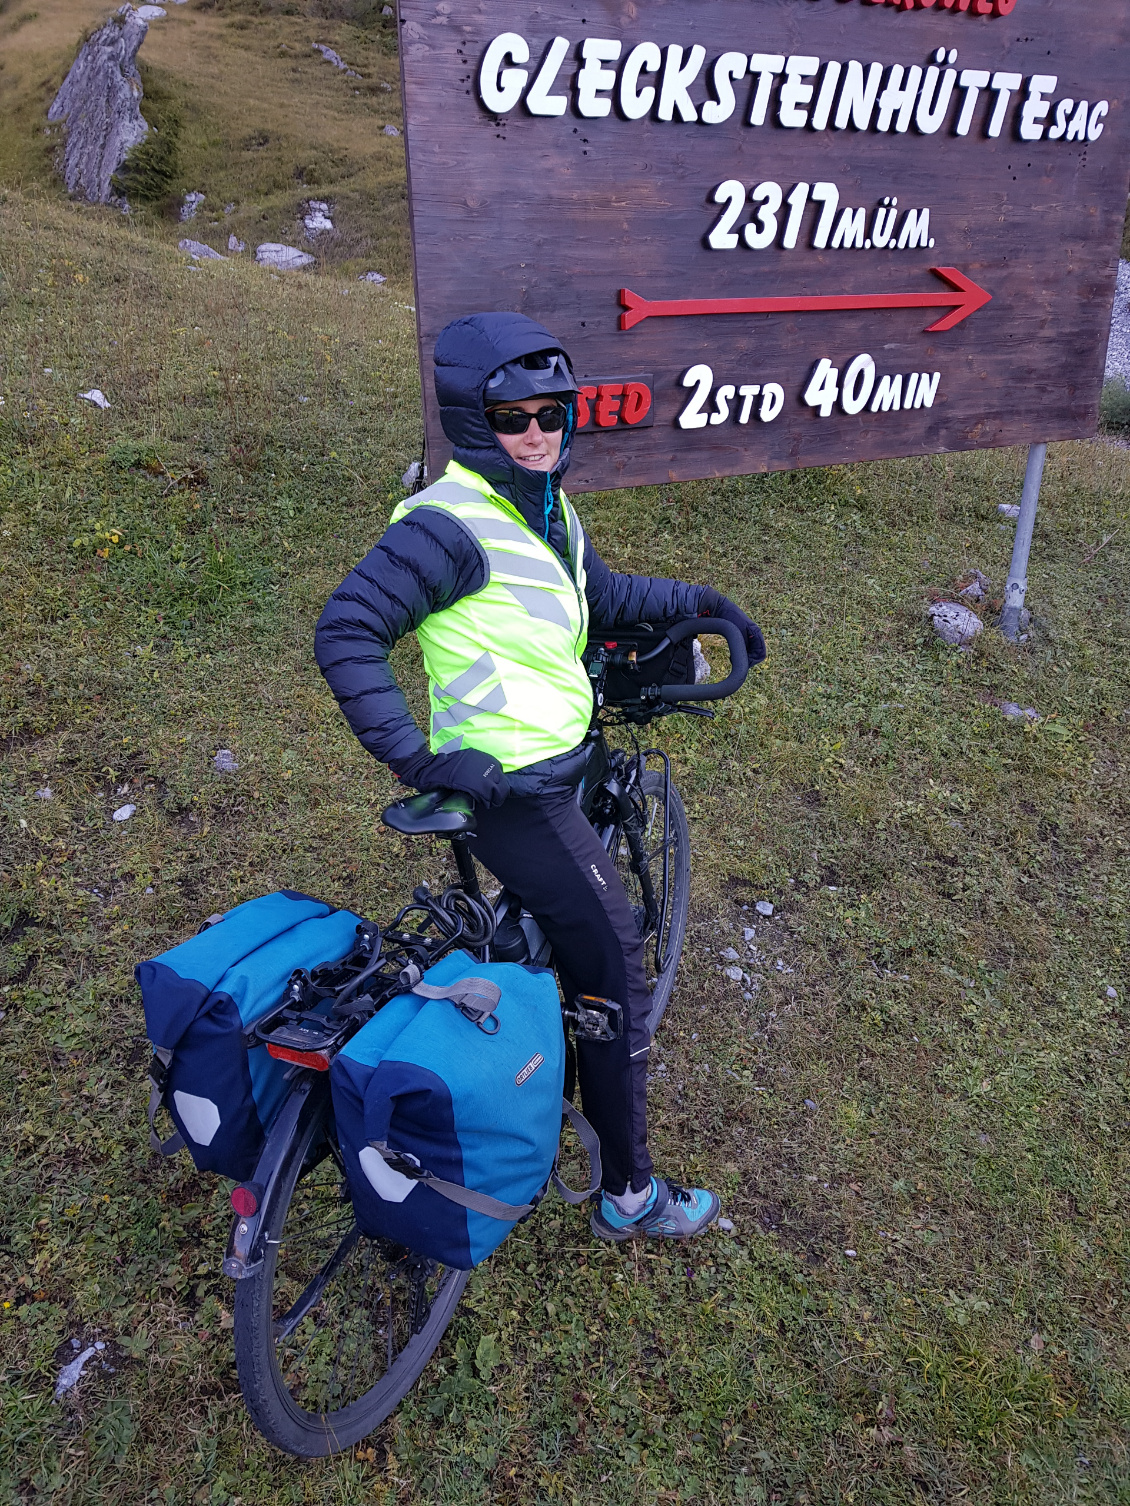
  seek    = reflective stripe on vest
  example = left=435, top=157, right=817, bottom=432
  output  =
left=389, top=463, right=593, bottom=771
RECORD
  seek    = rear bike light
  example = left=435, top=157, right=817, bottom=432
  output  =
left=230, top=1185, right=258, bottom=1217
left=266, top=1042, right=332, bottom=1071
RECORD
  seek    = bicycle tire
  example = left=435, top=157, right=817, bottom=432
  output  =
left=609, top=769, right=691, bottom=1039
left=233, top=1089, right=469, bottom=1457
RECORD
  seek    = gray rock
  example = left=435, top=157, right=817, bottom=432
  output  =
left=112, top=802, right=136, bottom=822
left=958, top=570, right=991, bottom=602
left=48, top=5, right=150, bottom=205
left=743, top=926, right=756, bottom=942
left=997, top=503, right=1021, bottom=520
left=179, top=190, right=204, bottom=221
left=135, top=5, right=166, bottom=18
left=178, top=238, right=225, bottom=261
left=1000, top=702, right=1039, bottom=722
left=719, top=947, right=740, bottom=962
left=717, top=1218, right=734, bottom=1233
left=227, top=233, right=246, bottom=253
left=35, top=787, right=53, bottom=800
left=360, top=270, right=387, bottom=283
left=78, top=388, right=110, bottom=409
left=693, top=638, right=711, bottom=684
left=303, top=200, right=333, bottom=238
left=927, top=601, right=983, bottom=648
left=723, top=966, right=743, bottom=982
left=755, top=900, right=774, bottom=917
left=213, top=748, right=239, bottom=773
left=1106, top=986, right=1119, bottom=1000
left=383, top=124, right=401, bottom=136
left=401, top=459, right=424, bottom=489
left=256, top=242, right=315, bottom=271
left=1105, top=260, right=1130, bottom=382
left=312, top=42, right=360, bottom=77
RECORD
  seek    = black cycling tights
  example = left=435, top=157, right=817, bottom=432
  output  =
left=467, top=787, right=653, bottom=1197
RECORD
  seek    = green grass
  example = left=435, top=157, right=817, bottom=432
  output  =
left=1, top=190, right=1129, bottom=1506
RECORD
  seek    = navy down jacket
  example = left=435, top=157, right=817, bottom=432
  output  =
left=314, top=313, right=728, bottom=779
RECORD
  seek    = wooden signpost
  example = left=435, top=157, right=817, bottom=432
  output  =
left=397, top=0, right=1130, bottom=501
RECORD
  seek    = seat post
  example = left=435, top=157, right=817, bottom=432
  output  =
left=450, top=835, right=481, bottom=901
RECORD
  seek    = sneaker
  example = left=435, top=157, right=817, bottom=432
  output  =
left=589, top=1177, right=721, bottom=1242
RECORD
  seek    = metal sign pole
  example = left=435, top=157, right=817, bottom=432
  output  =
left=999, top=443, right=1048, bottom=643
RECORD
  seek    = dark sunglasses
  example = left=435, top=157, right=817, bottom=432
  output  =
left=486, top=403, right=568, bottom=436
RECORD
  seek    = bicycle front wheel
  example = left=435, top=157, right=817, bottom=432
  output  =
left=610, top=769, right=690, bottom=1039
left=233, top=1091, right=469, bottom=1457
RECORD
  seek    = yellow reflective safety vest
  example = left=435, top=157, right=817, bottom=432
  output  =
left=388, top=461, right=594, bottom=772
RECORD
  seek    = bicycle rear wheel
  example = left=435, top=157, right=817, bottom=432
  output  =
left=233, top=1091, right=468, bottom=1457
left=610, top=769, right=690, bottom=1038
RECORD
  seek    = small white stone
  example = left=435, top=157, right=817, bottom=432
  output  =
left=112, top=803, right=136, bottom=822
left=136, top=6, right=166, bottom=18
left=1106, top=986, right=1118, bottom=1000
left=144, top=886, right=154, bottom=894
left=360, top=270, right=387, bottom=283
left=35, top=787, right=53, bottom=800
left=383, top=124, right=401, bottom=136
left=213, top=749, right=239, bottom=773
left=723, top=966, right=743, bottom=982
left=844, top=1248, right=857, bottom=1258
left=179, top=190, right=205, bottom=221
left=743, top=927, right=756, bottom=942
left=997, top=503, right=1021, bottom=520
left=717, top=1218, right=734, bottom=1233
left=78, top=389, right=110, bottom=409
left=755, top=900, right=774, bottom=917
left=227, top=233, right=246, bottom=253
left=720, top=947, right=740, bottom=962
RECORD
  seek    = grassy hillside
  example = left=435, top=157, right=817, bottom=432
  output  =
left=0, top=0, right=408, bottom=277
left=1, top=190, right=1128, bottom=1505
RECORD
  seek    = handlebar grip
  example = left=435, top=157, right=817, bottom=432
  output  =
left=656, top=617, right=749, bottom=703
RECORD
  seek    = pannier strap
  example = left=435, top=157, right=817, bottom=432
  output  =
left=413, top=977, right=502, bottom=1033
left=552, top=1099, right=603, bottom=1205
left=147, top=1046, right=184, bottom=1158
left=368, top=1098, right=602, bottom=1222
left=368, top=1140, right=536, bottom=1220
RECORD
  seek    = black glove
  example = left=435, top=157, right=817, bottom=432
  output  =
left=702, top=593, right=767, bottom=667
left=394, top=746, right=511, bottom=808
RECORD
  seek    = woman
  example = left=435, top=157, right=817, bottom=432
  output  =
left=315, top=312, right=765, bottom=1241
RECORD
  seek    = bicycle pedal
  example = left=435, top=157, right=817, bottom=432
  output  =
left=565, top=995, right=623, bottom=1042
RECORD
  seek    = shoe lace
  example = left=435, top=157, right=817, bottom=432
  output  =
left=666, top=1183, right=694, bottom=1206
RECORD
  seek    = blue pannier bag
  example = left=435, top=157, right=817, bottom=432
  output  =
left=137, top=890, right=361, bottom=1182
left=331, top=950, right=599, bottom=1269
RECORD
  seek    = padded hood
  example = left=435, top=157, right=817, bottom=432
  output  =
left=433, top=312, right=576, bottom=536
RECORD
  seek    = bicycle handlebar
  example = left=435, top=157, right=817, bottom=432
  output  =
left=642, top=617, right=750, bottom=703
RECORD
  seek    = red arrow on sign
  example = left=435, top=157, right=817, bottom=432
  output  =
left=619, top=267, right=992, bottom=335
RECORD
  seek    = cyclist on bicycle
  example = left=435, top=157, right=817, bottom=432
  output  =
left=315, top=312, right=765, bottom=1242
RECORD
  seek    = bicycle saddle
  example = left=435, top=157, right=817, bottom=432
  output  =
left=380, top=789, right=478, bottom=837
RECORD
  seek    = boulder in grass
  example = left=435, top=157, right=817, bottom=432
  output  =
left=927, top=601, right=983, bottom=649
left=256, top=242, right=315, bottom=271
left=178, top=238, right=225, bottom=260
left=48, top=5, right=150, bottom=205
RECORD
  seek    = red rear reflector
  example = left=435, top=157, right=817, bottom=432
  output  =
left=604, top=641, right=618, bottom=648
left=267, top=1043, right=332, bottom=1071
left=231, top=1185, right=258, bottom=1217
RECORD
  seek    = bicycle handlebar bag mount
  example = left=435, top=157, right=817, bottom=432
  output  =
left=585, top=616, right=748, bottom=709
left=136, top=892, right=362, bottom=1182
left=331, top=950, right=565, bottom=1270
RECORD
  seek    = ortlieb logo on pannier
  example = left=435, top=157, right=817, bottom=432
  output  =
left=136, top=891, right=361, bottom=1182
left=331, top=951, right=599, bottom=1270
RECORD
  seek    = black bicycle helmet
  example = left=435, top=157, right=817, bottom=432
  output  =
left=483, top=348, right=577, bottom=406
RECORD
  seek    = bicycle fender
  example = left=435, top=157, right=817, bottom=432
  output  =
left=223, top=1076, right=324, bottom=1279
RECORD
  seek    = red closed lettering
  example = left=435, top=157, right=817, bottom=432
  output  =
left=993, top=0, right=1017, bottom=12
left=621, top=382, right=652, bottom=426
left=595, top=383, right=624, bottom=427
left=576, top=385, right=597, bottom=429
